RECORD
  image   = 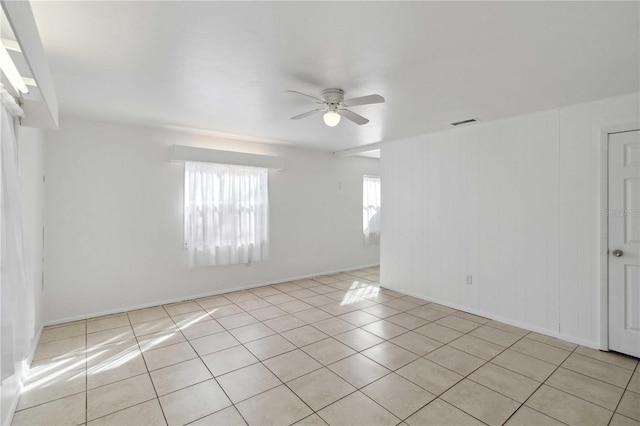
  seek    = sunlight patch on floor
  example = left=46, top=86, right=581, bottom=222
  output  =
left=341, top=281, right=379, bottom=305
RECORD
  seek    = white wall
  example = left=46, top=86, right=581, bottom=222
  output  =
left=18, top=126, right=45, bottom=344
left=381, top=93, right=640, bottom=348
left=43, top=118, right=379, bottom=323
left=1, top=126, right=46, bottom=426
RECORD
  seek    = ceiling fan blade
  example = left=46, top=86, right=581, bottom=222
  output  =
left=290, top=109, right=324, bottom=120
left=286, top=90, right=324, bottom=103
left=340, top=109, right=369, bottom=125
left=342, top=94, right=385, bottom=107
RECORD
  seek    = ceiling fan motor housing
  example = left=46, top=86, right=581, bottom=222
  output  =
left=321, top=88, right=345, bottom=107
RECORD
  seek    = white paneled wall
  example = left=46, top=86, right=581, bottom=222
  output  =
left=381, top=93, right=640, bottom=347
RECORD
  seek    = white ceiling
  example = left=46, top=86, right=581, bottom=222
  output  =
left=30, top=1, right=639, bottom=151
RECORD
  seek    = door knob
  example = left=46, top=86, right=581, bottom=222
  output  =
left=612, top=249, right=623, bottom=257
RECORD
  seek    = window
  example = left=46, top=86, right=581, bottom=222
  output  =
left=184, top=161, right=269, bottom=267
left=363, top=175, right=380, bottom=246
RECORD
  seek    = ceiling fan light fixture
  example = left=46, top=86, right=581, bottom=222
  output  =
left=323, top=111, right=341, bottom=127
left=288, top=88, right=383, bottom=126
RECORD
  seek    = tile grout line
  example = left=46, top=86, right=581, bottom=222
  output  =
left=164, top=302, right=251, bottom=426
left=186, top=292, right=338, bottom=424
left=394, top=323, right=532, bottom=424
left=13, top=317, right=600, bottom=412
left=228, top=284, right=508, bottom=423
left=569, top=349, right=640, bottom=371
left=189, top=278, right=402, bottom=425
left=78, top=314, right=174, bottom=424
left=35, top=320, right=400, bottom=423
left=541, top=380, right=622, bottom=416
left=129, top=308, right=170, bottom=426
left=24, top=268, right=640, bottom=426
left=607, top=359, right=638, bottom=426
left=502, top=343, right=581, bottom=425
left=387, top=314, right=623, bottom=425
left=91, top=316, right=564, bottom=421
left=267, top=299, right=492, bottom=424
left=15, top=275, right=376, bottom=422
left=432, top=329, right=549, bottom=425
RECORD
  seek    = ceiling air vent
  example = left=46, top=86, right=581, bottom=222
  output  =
left=450, top=118, right=478, bottom=126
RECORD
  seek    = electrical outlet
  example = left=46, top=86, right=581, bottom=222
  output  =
left=466, top=275, right=473, bottom=285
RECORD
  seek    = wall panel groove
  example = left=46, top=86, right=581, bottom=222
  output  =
left=381, top=93, right=639, bottom=346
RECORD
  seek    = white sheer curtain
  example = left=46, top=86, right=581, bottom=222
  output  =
left=184, top=161, right=269, bottom=267
left=0, top=86, right=29, bottom=394
left=363, top=175, right=381, bottom=246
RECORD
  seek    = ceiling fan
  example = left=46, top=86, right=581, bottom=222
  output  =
left=287, top=88, right=385, bottom=127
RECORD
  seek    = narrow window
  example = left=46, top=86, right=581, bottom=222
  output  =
left=363, top=175, right=380, bottom=246
left=184, top=162, right=269, bottom=267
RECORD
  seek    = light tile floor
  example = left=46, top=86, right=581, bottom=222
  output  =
left=12, top=266, right=640, bottom=426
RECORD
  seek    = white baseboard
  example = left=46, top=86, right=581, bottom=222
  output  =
left=385, top=285, right=600, bottom=350
left=44, top=263, right=380, bottom=326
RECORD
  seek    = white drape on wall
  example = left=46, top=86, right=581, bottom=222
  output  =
left=363, top=175, right=381, bottom=246
left=0, top=86, right=29, bottom=393
left=184, top=161, right=270, bottom=267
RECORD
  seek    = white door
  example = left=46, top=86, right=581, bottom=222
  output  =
left=608, top=129, right=640, bottom=357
